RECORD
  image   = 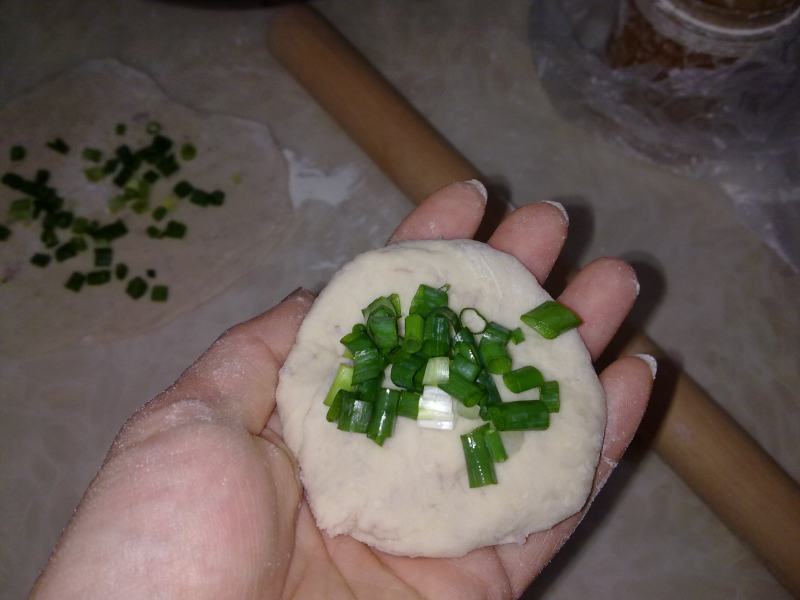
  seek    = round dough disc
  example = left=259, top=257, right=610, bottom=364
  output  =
left=277, top=239, right=606, bottom=557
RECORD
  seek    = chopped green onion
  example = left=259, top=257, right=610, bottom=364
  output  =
left=209, top=190, right=225, bottom=206
left=351, top=347, right=385, bottom=384
left=455, top=401, right=482, bottom=420
left=422, top=314, right=450, bottom=357
left=90, top=219, right=128, bottom=241
left=503, top=366, right=544, bottom=393
left=87, top=270, right=111, bottom=286
left=110, top=194, right=131, bottom=213
left=54, top=240, right=79, bottom=262
left=459, top=307, right=487, bottom=334
left=115, top=263, right=129, bottom=280
left=35, top=169, right=50, bottom=184
left=454, top=341, right=481, bottom=364
left=71, top=217, right=90, bottom=234
left=341, top=324, right=375, bottom=354
left=510, top=327, right=525, bottom=344
left=476, top=369, right=502, bottom=419
left=151, top=285, right=169, bottom=302
left=387, top=347, right=409, bottom=364
left=390, top=353, right=426, bottom=390
left=82, top=148, right=102, bottom=162
left=486, top=400, right=550, bottom=431
left=485, top=427, right=508, bottom=462
left=180, top=143, right=197, bottom=161
left=142, top=169, right=160, bottom=184
left=46, top=138, right=69, bottom=154
left=402, top=314, right=424, bottom=353
left=478, top=340, right=512, bottom=374
left=103, top=158, right=119, bottom=174
left=146, top=269, right=157, bottom=279
left=84, top=166, right=106, bottom=182
left=146, top=121, right=162, bottom=135
left=10, top=145, right=25, bottom=161
left=362, top=295, right=398, bottom=319
left=521, top=301, right=582, bottom=339
left=540, top=381, right=560, bottom=412
left=8, top=198, right=33, bottom=222
left=94, top=247, right=113, bottom=267
left=337, top=397, right=373, bottom=433
left=0, top=224, right=10, bottom=241
left=190, top=189, right=210, bottom=206
left=146, top=225, right=162, bottom=239
left=482, top=321, right=512, bottom=345
left=398, top=390, right=420, bottom=419
left=327, top=389, right=352, bottom=422
left=439, top=372, right=486, bottom=407
left=409, top=283, right=449, bottom=318
left=30, top=253, right=51, bottom=268
left=156, top=154, right=179, bottom=177
left=461, top=424, right=497, bottom=488
left=64, top=272, right=85, bottom=292
left=115, top=123, right=126, bottom=135
left=354, top=377, right=382, bottom=403
left=40, top=228, right=59, bottom=248
left=366, top=310, right=398, bottom=355
left=54, top=211, right=73, bottom=229
left=422, top=356, right=449, bottom=385
left=126, top=276, right=148, bottom=299
left=389, top=293, right=402, bottom=315
left=417, top=386, right=454, bottom=430
left=171, top=180, right=193, bottom=198
left=324, top=364, right=354, bottom=406
left=163, top=220, right=187, bottom=239
left=450, top=355, right=480, bottom=382
left=367, top=388, right=399, bottom=446
left=152, top=206, right=168, bottom=221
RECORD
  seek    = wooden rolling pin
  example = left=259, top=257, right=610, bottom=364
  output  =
left=266, top=6, right=800, bottom=594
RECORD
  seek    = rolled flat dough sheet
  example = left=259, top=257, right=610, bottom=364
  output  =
left=0, top=59, right=292, bottom=358
left=277, top=239, right=606, bottom=557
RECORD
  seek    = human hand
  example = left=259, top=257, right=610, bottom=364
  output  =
left=33, top=181, right=653, bottom=599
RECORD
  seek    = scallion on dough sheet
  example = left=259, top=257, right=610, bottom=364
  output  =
left=320, top=283, right=583, bottom=487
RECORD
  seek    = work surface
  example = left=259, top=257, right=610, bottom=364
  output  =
left=1, top=1, right=798, bottom=597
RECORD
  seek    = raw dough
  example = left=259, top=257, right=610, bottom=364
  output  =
left=0, top=59, right=293, bottom=358
left=277, top=239, right=606, bottom=557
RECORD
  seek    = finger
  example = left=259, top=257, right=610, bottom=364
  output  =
left=130, top=288, right=315, bottom=438
left=389, top=179, right=487, bottom=243
left=558, top=257, right=639, bottom=360
left=496, top=354, right=654, bottom=596
left=487, top=201, right=569, bottom=284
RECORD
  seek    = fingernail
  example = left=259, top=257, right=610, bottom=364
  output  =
left=542, top=200, right=569, bottom=225
left=282, top=287, right=315, bottom=304
left=463, top=179, right=488, bottom=203
left=634, top=353, right=658, bottom=379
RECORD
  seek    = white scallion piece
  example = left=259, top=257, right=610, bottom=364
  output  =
left=417, top=385, right=455, bottom=430
left=422, top=357, right=449, bottom=386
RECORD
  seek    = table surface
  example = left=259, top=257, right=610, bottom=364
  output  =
left=1, top=1, right=797, bottom=598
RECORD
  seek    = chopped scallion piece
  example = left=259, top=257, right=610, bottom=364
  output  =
left=115, top=123, right=126, bottom=135
left=402, top=314, right=424, bottom=353
left=521, top=301, right=582, bottom=339
left=90, top=219, right=128, bottom=241
left=503, top=365, right=544, bottom=394
left=422, top=314, right=450, bottom=357
left=87, top=270, right=111, bottom=286
left=126, top=276, right=148, bottom=299
left=142, top=169, right=160, bottom=184
left=115, top=263, right=129, bottom=280
left=367, top=388, right=400, bottom=446
left=151, top=285, right=169, bottom=302
left=209, top=190, right=225, bottom=206
left=173, top=180, right=193, bottom=198
left=84, top=166, right=106, bottom=182
left=180, top=143, right=197, bottom=161
left=422, top=356, right=449, bottom=385
left=341, top=324, right=376, bottom=354
left=461, top=424, right=497, bottom=488
left=156, top=154, right=179, bottom=177
left=8, top=198, right=33, bottom=222
left=146, top=269, right=157, bottom=278
left=151, top=206, right=168, bottom=221
left=478, top=340, right=512, bottom=375
left=390, top=354, right=426, bottom=390
left=487, top=401, right=550, bottom=431
left=41, top=228, right=59, bottom=248
left=450, top=355, right=480, bottom=382
left=366, top=308, right=398, bottom=354
left=476, top=369, right=502, bottom=419
left=64, top=272, right=85, bottom=292
left=510, top=327, right=525, bottom=344
left=540, top=381, right=560, bottom=412
left=10, top=145, right=26, bottom=161
left=163, top=220, right=187, bottom=239
left=324, top=364, right=354, bottom=406
left=146, top=225, right=162, bottom=239
left=482, top=321, right=512, bottom=345
left=326, top=389, right=352, bottom=422
left=352, top=347, right=385, bottom=384
left=337, top=396, right=373, bottom=433
left=54, top=240, right=79, bottom=262
left=46, top=138, right=69, bottom=154
left=190, top=189, right=209, bottom=206
left=0, top=224, right=10, bottom=241
left=485, top=427, right=508, bottom=462
left=30, top=253, right=51, bottom=267
left=94, top=247, right=113, bottom=267
left=398, top=390, right=420, bottom=419
left=409, top=283, right=449, bottom=318
left=354, top=377, right=382, bottom=403
left=417, top=386, right=454, bottom=430
left=439, top=371, right=486, bottom=407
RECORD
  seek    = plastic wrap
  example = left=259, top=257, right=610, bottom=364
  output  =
left=529, top=0, right=800, bottom=271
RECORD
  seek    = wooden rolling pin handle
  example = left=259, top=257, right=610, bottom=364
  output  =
left=266, top=6, right=800, bottom=595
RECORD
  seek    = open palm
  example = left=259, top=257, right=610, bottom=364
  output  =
left=33, top=182, right=653, bottom=599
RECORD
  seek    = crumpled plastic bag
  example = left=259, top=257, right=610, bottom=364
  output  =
left=529, top=0, right=800, bottom=272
